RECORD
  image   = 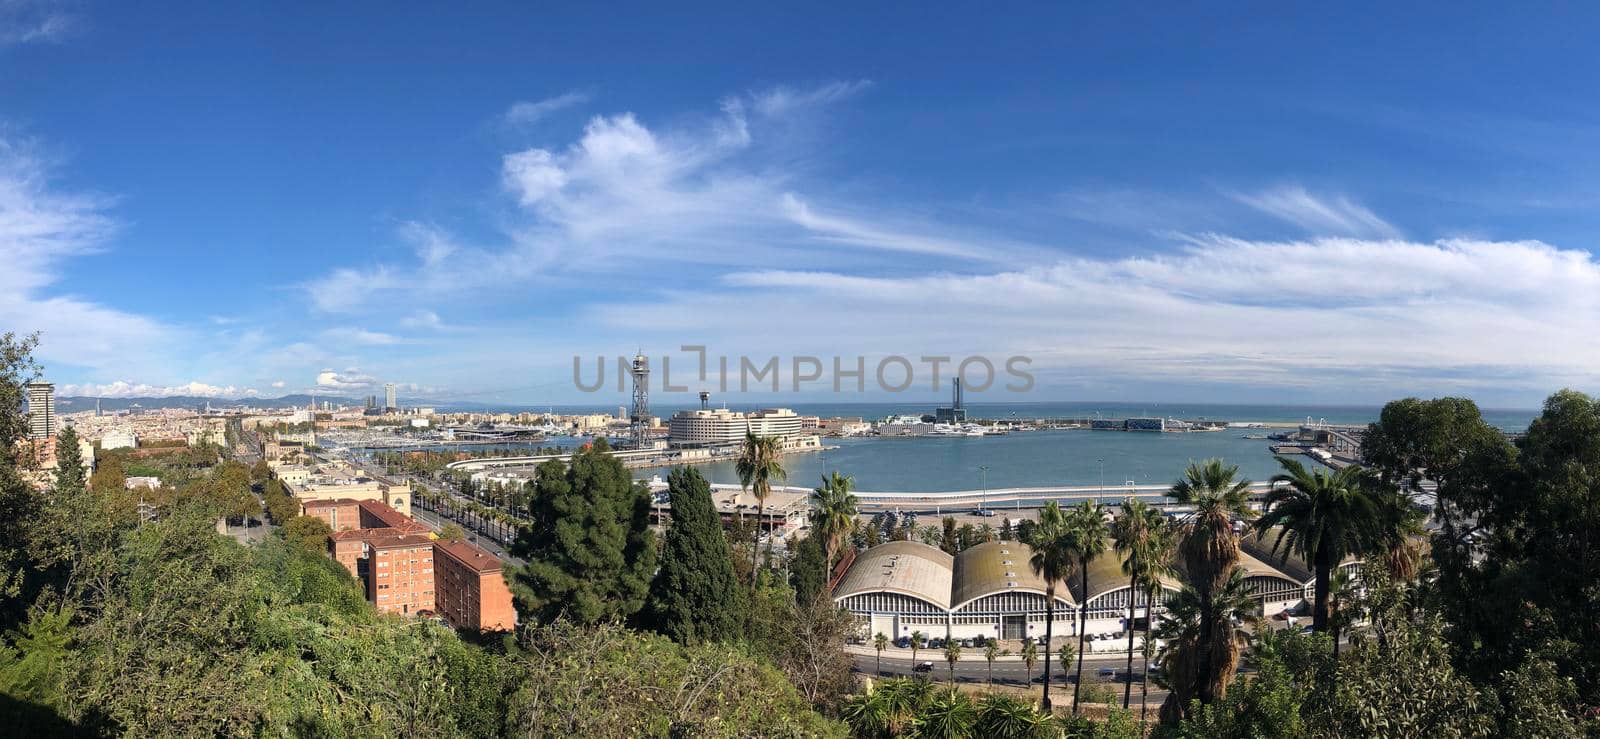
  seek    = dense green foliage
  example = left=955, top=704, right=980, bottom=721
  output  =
left=508, top=438, right=657, bottom=625
left=843, top=679, right=1140, bottom=738
left=644, top=466, right=745, bottom=644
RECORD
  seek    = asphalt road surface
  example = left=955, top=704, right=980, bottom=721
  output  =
left=852, top=653, right=1169, bottom=705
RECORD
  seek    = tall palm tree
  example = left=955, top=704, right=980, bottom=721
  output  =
left=735, top=431, right=787, bottom=584
left=874, top=632, right=889, bottom=676
left=910, top=631, right=926, bottom=666
left=1328, top=566, right=1361, bottom=660
left=1155, top=569, right=1258, bottom=726
left=809, top=470, right=858, bottom=593
left=1110, top=498, right=1167, bottom=710
left=1166, top=459, right=1253, bottom=710
left=1258, top=457, right=1385, bottom=634
left=1026, top=501, right=1075, bottom=712
left=1056, top=641, right=1076, bottom=698
left=1139, top=522, right=1176, bottom=724
left=944, top=640, right=962, bottom=682
left=1139, top=621, right=1158, bottom=731
left=1064, top=500, right=1107, bottom=715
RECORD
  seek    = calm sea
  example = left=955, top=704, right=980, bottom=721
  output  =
left=436, top=402, right=1539, bottom=494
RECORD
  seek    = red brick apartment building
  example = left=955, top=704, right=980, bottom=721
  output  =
left=367, top=532, right=435, bottom=616
left=302, top=498, right=361, bottom=532
left=432, top=539, right=517, bottom=631
left=318, top=499, right=516, bottom=631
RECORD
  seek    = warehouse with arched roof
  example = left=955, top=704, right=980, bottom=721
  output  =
left=833, top=541, right=954, bottom=640
left=1068, top=549, right=1183, bottom=637
left=835, top=532, right=1359, bottom=644
left=949, top=541, right=1075, bottom=640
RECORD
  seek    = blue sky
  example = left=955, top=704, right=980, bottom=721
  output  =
left=3, top=1, right=1599, bottom=408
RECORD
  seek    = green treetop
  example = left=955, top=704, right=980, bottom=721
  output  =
left=644, top=466, right=744, bottom=645
left=508, top=439, right=656, bottom=625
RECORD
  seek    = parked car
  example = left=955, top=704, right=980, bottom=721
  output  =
left=913, top=661, right=935, bottom=673
left=895, top=636, right=910, bottom=649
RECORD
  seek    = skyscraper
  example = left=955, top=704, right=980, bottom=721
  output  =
left=384, top=383, right=397, bottom=410
left=26, top=382, right=55, bottom=439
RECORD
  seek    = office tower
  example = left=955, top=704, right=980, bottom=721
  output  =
left=26, top=382, right=55, bottom=439
left=384, top=383, right=397, bottom=410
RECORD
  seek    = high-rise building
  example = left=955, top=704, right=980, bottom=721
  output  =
left=384, top=383, right=397, bottom=410
left=26, top=382, right=55, bottom=440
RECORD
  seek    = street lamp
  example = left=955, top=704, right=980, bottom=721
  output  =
left=1097, top=458, right=1105, bottom=506
left=978, top=465, right=990, bottom=513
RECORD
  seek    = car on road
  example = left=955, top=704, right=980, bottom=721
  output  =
left=1097, top=667, right=1116, bottom=679
left=913, top=661, right=935, bottom=673
left=972, top=508, right=997, bottom=517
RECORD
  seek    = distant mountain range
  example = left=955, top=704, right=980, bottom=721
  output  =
left=58, top=394, right=364, bottom=412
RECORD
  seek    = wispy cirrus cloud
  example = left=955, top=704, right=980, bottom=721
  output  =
left=306, top=81, right=1023, bottom=312
left=1232, top=185, right=1401, bottom=239
left=0, top=0, right=76, bottom=46
left=501, top=91, right=592, bottom=127
left=320, top=327, right=408, bottom=346
left=0, top=136, right=183, bottom=380
left=694, top=236, right=1600, bottom=397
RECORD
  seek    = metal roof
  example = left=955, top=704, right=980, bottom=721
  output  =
left=950, top=541, right=1071, bottom=608
left=832, top=540, right=954, bottom=609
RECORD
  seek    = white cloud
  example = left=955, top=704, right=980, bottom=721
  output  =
left=642, top=236, right=1600, bottom=396
left=315, top=369, right=379, bottom=391
left=0, top=1, right=74, bottom=46
left=752, top=80, right=873, bottom=117
left=501, top=91, right=591, bottom=127
left=320, top=327, right=407, bottom=346
left=0, top=136, right=182, bottom=380
left=270, top=380, right=286, bottom=389
left=308, top=82, right=1037, bottom=313
left=1233, top=186, right=1401, bottom=239
left=400, top=310, right=448, bottom=331
left=60, top=381, right=261, bottom=399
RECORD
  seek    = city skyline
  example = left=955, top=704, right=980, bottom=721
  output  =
left=4, top=3, right=1600, bottom=408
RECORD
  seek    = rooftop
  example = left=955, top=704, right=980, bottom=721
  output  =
left=433, top=539, right=505, bottom=573
left=833, top=541, right=954, bottom=609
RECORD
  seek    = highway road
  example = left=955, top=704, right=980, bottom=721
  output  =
left=852, top=652, right=1169, bottom=705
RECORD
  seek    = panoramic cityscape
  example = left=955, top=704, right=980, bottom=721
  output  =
left=4, top=3, right=1600, bottom=738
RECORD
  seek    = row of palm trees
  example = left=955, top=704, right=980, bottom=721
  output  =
left=1006, top=456, right=1422, bottom=726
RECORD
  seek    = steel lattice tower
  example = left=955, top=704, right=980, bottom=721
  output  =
left=629, top=353, right=650, bottom=448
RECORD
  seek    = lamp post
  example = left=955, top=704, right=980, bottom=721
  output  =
left=1098, top=458, right=1105, bottom=506
left=978, top=465, right=990, bottom=513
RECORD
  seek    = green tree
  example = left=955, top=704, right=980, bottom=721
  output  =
left=1057, top=641, right=1076, bottom=698
left=1155, top=569, right=1258, bottom=727
left=984, top=640, right=1000, bottom=688
left=437, top=522, right=466, bottom=542
left=1025, top=501, right=1075, bottom=712
left=282, top=515, right=333, bottom=554
left=735, top=432, right=787, bottom=583
left=1257, top=457, right=1386, bottom=635
left=644, top=466, right=744, bottom=645
left=875, top=632, right=890, bottom=676
left=911, top=631, right=926, bottom=666
left=53, top=426, right=86, bottom=497
left=788, top=529, right=830, bottom=605
left=809, top=470, right=858, bottom=593
left=944, top=640, right=961, bottom=682
left=1021, top=639, right=1039, bottom=691
left=1064, top=499, right=1108, bottom=715
left=1110, top=497, right=1167, bottom=710
left=1163, top=459, right=1253, bottom=721
left=508, top=439, right=657, bottom=626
